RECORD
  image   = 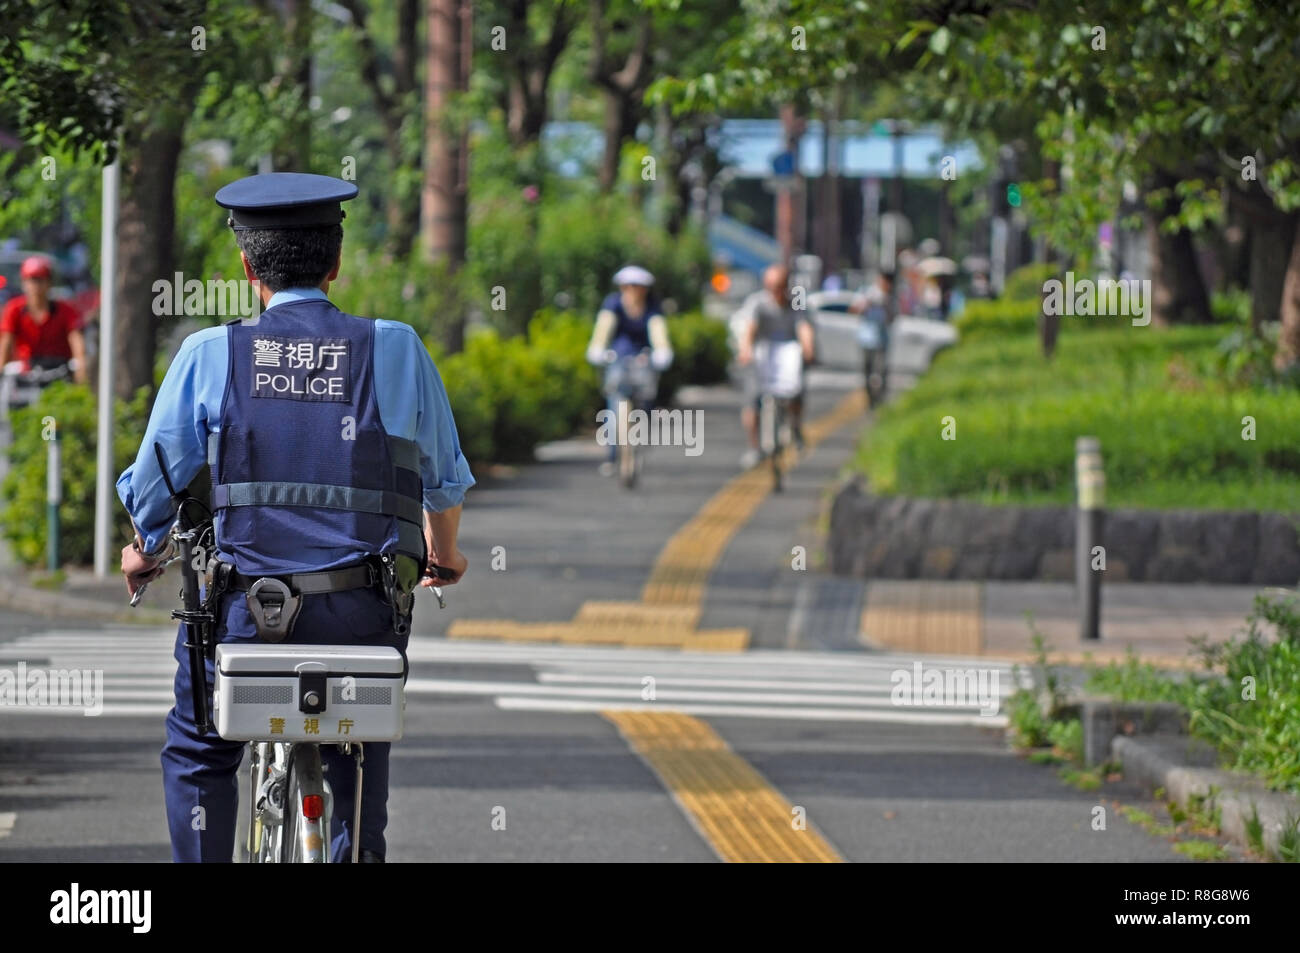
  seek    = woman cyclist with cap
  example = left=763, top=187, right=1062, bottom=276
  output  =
left=586, top=265, right=674, bottom=476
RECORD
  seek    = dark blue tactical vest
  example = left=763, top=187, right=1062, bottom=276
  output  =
left=207, top=298, right=425, bottom=576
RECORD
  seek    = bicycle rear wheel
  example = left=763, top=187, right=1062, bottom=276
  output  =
left=282, top=745, right=331, bottom=863
left=617, top=397, right=638, bottom=489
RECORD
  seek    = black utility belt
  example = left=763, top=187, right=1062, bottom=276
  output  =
left=213, top=559, right=393, bottom=643
left=221, top=562, right=378, bottom=595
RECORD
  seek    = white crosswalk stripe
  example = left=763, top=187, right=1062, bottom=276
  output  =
left=0, top=627, right=1029, bottom=725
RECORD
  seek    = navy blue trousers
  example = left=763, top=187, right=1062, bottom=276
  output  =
left=161, top=587, right=408, bottom=862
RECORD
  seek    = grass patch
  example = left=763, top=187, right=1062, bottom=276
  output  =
left=854, top=305, right=1300, bottom=510
left=30, top=569, right=67, bottom=590
left=1059, top=765, right=1103, bottom=791
left=1172, top=840, right=1229, bottom=861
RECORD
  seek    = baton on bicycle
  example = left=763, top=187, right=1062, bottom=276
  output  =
left=152, top=443, right=218, bottom=735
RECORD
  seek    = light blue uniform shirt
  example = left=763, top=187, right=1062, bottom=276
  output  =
left=117, top=287, right=475, bottom=554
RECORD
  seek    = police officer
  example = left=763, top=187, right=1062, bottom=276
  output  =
left=117, top=173, right=474, bottom=862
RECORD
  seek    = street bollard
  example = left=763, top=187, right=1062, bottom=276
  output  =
left=1075, top=436, right=1104, bottom=641
left=47, top=429, right=61, bottom=572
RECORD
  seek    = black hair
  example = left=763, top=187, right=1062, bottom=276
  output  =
left=234, top=225, right=343, bottom=292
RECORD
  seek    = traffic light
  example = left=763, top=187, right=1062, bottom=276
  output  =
left=1006, top=183, right=1021, bottom=208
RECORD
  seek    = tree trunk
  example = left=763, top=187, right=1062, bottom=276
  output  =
left=1275, top=216, right=1300, bottom=370
left=1221, top=188, right=1252, bottom=293
left=341, top=0, right=420, bottom=257
left=114, top=118, right=185, bottom=400
left=1145, top=175, right=1213, bottom=326
left=1038, top=159, right=1062, bottom=359
left=274, top=0, right=313, bottom=171
left=422, top=0, right=470, bottom=352
left=817, top=92, right=842, bottom=278
left=597, top=89, right=638, bottom=192
left=1249, top=206, right=1297, bottom=336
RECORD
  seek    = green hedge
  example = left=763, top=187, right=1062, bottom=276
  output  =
left=1, top=383, right=151, bottom=565
left=857, top=317, right=1300, bottom=511
left=438, top=309, right=730, bottom=466
left=952, top=297, right=1041, bottom=341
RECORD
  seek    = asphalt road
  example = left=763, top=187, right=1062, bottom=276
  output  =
left=0, top=613, right=1206, bottom=862
left=0, top=353, right=1236, bottom=863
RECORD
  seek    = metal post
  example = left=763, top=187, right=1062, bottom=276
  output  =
left=46, top=430, right=61, bottom=572
left=1075, top=436, right=1105, bottom=641
left=93, top=157, right=120, bottom=578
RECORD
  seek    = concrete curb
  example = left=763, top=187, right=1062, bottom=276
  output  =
left=0, top=579, right=172, bottom=626
left=1026, top=694, right=1300, bottom=858
left=1067, top=699, right=1188, bottom=766
left=1112, top=733, right=1300, bottom=860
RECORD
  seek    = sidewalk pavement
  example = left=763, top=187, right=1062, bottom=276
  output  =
left=860, top=579, right=1289, bottom=666
left=0, top=564, right=174, bottom=626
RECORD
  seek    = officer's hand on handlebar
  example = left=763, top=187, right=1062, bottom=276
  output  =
left=422, top=547, right=468, bottom=586
left=121, top=543, right=166, bottom=597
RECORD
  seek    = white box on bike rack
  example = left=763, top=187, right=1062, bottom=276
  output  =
left=754, top=340, right=804, bottom=398
left=213, top=643, right=405, bottom=743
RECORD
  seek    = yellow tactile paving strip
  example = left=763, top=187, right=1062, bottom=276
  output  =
left=859, top=580, right=983, bottom=656
left=449, top=389, right=869, bottom=650
left=603, top=711, right=843, bottom=863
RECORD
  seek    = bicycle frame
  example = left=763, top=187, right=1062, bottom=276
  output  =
left=603, top=351, right=658, bottom=489
left=244, top=739, right=361, bottom=863
left=758, top=391, right=794, bottom=492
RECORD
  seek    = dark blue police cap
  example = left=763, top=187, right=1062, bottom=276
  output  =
left=215, top=172, right=358, bottom=230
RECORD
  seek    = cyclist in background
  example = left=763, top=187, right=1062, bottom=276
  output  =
left=586, top=265, right=673, bottom=476
left=0, top=255, right=88, bottom=383
left=734, top=264, right=815, bottom=469
left=850, top=270, right=895, bottom=401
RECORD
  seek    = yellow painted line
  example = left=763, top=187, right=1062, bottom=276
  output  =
left=603, top=711, right=843, bottom=863
left=641, top=388, right=868, bottom=608
left=860, top=581, right=983, bottom=656
left=449, top=388, right=870, bottom=650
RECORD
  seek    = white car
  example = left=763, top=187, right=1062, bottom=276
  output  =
left=807, top=290, right=958, bottom=373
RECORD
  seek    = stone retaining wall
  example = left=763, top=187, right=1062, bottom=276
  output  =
left=828, top=481, right=1300, bottom=584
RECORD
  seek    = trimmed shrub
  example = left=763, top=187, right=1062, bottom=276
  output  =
left=435, top=309, right=730, bottom=467
left=857, top=318, right=1300, bottom=510
left=1, top=383, right=151, bottom=565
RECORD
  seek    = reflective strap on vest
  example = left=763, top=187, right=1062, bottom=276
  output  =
left=212, top=481, right=424, bottom=528
left=211, top=429, right=418, bottom=474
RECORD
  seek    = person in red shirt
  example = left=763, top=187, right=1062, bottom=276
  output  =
left=0, top=255, right=87, bottom=383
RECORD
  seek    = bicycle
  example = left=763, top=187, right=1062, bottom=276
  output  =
left=131, top=446, right=455, bottom=863
left=601, top=349, right=659, bottom=489
left=757, top=390, right=796, bottom=492
left=0, top=358, right=75, bottom=446
left=752, top=338, right=804, bottom=493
